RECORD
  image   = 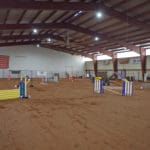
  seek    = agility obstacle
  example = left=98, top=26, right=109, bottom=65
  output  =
left=104, top=86, right=121, bottom=95
left=122, top=80, right=133, bottom=96
left=94, top=77, right=104, bottom=94
left=93, top=77, right=133, bottom=96
left=105, top=80, right=133, bottom=96
left=141, top=83, right=150, bottom=88
left=0, top=89, right=19, bottom=100
left=0, top=76, right=30, bottom=100
left=19, top=76, right=30, bottom=98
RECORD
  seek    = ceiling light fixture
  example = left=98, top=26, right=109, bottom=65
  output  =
left=33, top=28, right=38, bottom=34
left=36, top=44, right=40, bottom=48
left=96, top=12, right=102, bottom=18
left=94, top=37, right=99, bottom=41
left=47, top=38, right=51, bottom=42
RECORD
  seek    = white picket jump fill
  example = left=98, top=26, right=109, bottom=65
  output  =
left=122, top=81, right=133, bottom=96
left=94, top=77, right=104, bottom=94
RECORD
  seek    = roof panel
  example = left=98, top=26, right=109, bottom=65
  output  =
left=115, top=0, right=148, bottom=12
left=6, top=9, right=25, bottom=24
left=20, top=10, right=40, bottom=24
left=31, top=10, right=54, bottom=23
left=92, top=18, right=120, bottom=31
left=0, top=1, right=149, bottom=55
left=45, top=10, right=66, bottom=23
left=0, top=10, right=8, bottom=24
left=72, top=12, right=93, bottom=25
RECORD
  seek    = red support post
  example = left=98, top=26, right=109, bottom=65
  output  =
left=93, top=55, right=98, bottom=77
left=112, top=52, right=118, bottom=72
left=140, top=48, right=146, bottom=81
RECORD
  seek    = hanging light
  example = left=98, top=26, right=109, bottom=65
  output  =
left=47, top=38, right=51, bottom=42
left=96, top=12, right=102, bottom=18
left=33, top=28, right=38, bottom=34
left=94, top=36, right=99, bottom=41
left=36, top=44, right=40, bottom=48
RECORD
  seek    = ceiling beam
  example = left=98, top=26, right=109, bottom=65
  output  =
left=0, top=33, right=113, bottom=57
left=69, top=27, right=145, bottom=54
left=0, top=1, right=101, bottom=11
left=0, top=1, right=149, bottom=32
left=0, top=23, right=66, bottom=30
left=0, top=22, right=144, bottom=54
left=0, top=23, right=102, bottom=36
left=99, top=3, right=150, bottom=32
left=0, top=33, right=65, bottom=41
left=72, top=27, right=146, bottom=54
left=0, top=41, right=39, bottom=47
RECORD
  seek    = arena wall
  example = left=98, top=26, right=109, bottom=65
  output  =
left=0, top=45, right=85, bottom=78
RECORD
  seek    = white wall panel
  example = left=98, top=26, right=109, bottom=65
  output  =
left=85, top=56, right=150, bottom=80
left=0, top=45, right=85, bottom=78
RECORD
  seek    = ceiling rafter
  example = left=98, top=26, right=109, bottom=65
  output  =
left=29, top=10, right=43, bottom=23
left=3, top=10, right=10, bottom=24
left=111, top=0, right=127, bottom=9
left=0, top=32, right=113, bottom=57
left=17, top=10, right=27, bottom=24
left=0, top=1, right=101, bottom=11
left=0, top=1, right=149, bottom=32
left=105, top=28, right=148, bottom=39
left=53, top=11, right=69, bottom=23
left=76, top=2, right=150, bottom=41
left=67, top=25, right=146, bottom=54
left=0, top=33, right=64, bottom=41
left=0, top=22, right=145, bottom=54
left=99, top=3, right=150, bottom=32
left=61, top=11, right=79, bottom=23
left=135, top=10, right=150, bottom=20
left=41, top=11, right=57, bottom=23
left=122, top=0, right=150, bottom=13
left=116, top=32, right=150, bottom=42
left=0, top=41, right=39, bottom=47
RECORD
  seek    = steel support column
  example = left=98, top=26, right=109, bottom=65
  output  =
left=140, top=48, right=146, bottom=81
left=93, top=55, right=98, bottom=77
left=112, top=53, right=118, bottom=73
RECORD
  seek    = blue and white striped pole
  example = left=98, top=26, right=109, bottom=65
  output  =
left=94, top=77, right=104, bottom=94
left=19, top=76, right=29, bottom=99
left=122, top=80, right=133, bottom=96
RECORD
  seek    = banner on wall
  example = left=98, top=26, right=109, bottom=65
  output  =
left=119, top=58, right=129, bottom=64
left=0, top=55, right=9, bottom=69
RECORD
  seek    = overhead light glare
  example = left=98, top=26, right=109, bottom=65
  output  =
left=36, top=44, right=40, bottom=48
left=94, top=36, right=99, bottom=41
left=47, top=38, right=51, bottom=42
left=96, top=12, right=102, bottom=18
left=33, top=28, right=38, bottom=34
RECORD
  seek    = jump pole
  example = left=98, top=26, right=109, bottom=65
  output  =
left=19, top=76, right=29, bottom=99
left=24, top=77, right=27, bottom=98
left=122, top=80, right=133, bottom=96
left=94, top=77, right=104, bottom=94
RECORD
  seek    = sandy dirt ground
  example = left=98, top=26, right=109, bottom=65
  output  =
left=0, top=78, right=150, bottom=150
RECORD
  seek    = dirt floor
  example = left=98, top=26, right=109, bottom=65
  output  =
left=0, top=78, right=150, bottom=150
